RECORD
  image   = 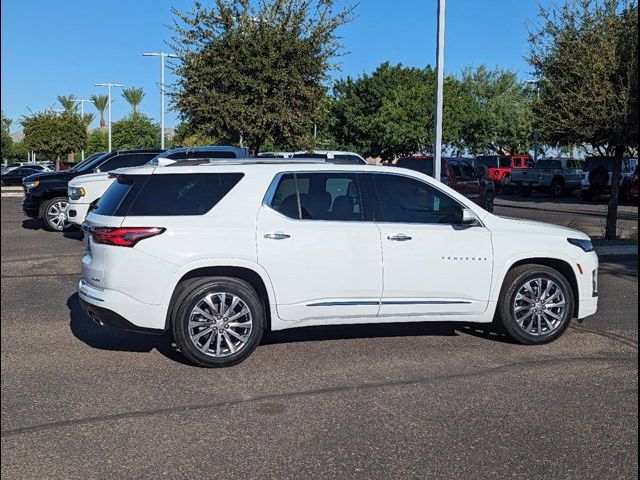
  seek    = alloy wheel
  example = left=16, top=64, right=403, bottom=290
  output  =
left=188, top=292, right=253, bottom=357
left=512, top=277, right=567, bottom=336
left=47, top=200, right=69, bottom=230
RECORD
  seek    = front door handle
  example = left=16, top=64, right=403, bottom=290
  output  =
left=387, top=233, right=412, bottom=241
left=264, top=232, right=291, bottom=240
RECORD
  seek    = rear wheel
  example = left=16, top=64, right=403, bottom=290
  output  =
left=550, top=180, right=564, bottom=198
left=494, top=265, right=574, bottom=345
left=171, top=277, right=265, bottom=367
left=41, top=197, right=69, bottom=231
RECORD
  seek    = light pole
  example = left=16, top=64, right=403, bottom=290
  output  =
left=71, top=98, right=95, bottom=160
left=143, top=52, right=178, bottom=149
left=94, top=82, right=124, bottom=152
left=525, top=79, right=540, bottom=162
left=433, top=0, right=446, bottom=182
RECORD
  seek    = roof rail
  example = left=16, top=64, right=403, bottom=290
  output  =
left=166, top=157, right=329, bottom=167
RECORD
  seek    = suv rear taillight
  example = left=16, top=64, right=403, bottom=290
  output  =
left=87, top=226, right=166, bottom=247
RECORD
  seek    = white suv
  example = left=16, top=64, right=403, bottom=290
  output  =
left=79, top=160, right=599, bottom=367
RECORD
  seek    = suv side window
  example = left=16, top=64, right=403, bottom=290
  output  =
left=370, top=173, right=463, bottom=225
left=270, top=173, right=365, bottom=221
left=98, top=153, right=157, bottom=172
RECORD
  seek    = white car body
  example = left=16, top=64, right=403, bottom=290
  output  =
left=79, top=162, right=598, bottom=338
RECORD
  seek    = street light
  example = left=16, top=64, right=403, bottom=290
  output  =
left=525, top=79, right=541, bottom=162
left=143, top=52, right=178, bottom=149
left=71, top=98, right=95, bottom=160
left=94, top=82, right=124, bottom=152
left=433, top=0, right=446, bottom=182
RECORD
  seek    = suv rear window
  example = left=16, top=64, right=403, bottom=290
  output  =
left=94, top=173, right=244, bottom=217
left=396, top=157, right=434, bottom=176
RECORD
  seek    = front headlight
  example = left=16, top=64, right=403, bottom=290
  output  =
left=568, top=238, right=594, bottom=252
left=23, top=180, right=40, bottom=190
left=68, top=186, right=86, bottom=200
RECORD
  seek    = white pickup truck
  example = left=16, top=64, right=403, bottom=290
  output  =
left=67, top=146, right=249, bottom=226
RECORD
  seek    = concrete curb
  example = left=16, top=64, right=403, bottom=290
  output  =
left=594, top=245, right=638, bottom=256
left=1, top=192, right=23, bottom=197
left=1, top=186, right=23, bottom=191
left=1, top=187, right=24, bottom=198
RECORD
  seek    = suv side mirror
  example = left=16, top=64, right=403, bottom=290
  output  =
left=461, top=208, right=482, bottom=227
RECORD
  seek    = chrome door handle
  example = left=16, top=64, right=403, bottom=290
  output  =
left=264, top=232, right=291, bottom=240
left=387, top=234, right=412, bottom=241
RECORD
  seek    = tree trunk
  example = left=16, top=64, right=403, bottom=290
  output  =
left=56, top=155, right=61, bottom=171
left=605, top=145, right=625, bottom=240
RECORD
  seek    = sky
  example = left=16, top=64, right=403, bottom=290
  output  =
left=1, top=0, right=549, bottom=132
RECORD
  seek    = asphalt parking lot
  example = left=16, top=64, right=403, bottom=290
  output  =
left=1, top=196, right=638, bottom=479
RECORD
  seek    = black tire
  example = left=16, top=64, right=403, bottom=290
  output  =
left=518, top=185, right=532, bottom=198
left=494, top=265, right=574, bottom=345
left=550, top=180, right=564, bottom=198
left=171, top=277, right=265, bottom=367
left=580, top=190, right=594, bottom=201
left=588, top=167, right=609, bottom=188
left=483, top=190, right=495, bottom=213
left=41, top=196, right=69, bottom=232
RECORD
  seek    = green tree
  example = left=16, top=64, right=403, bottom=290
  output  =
left=22, top=110, right=87, bottom=168
left=86, top=130, right=108, bottom=155
left=458, top=66, right=533, bottom=155
left=112, top=114, right=160, bottom=150
left=57, top=95, right=78, bottom=114
left=1, top=110, right=13, bottom=160
left=90, top=94, right=109, bottom=128
left=171, top=0, right=356, bottom=155
left=82, top=113, right=96, bottom=129
left=122, top=87, right=145, bottom=114
left=529, top=0, right=638, bottom=239
left=329, top=62, right=468, bottom=160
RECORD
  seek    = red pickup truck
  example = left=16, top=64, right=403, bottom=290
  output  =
left=473, top=155, right=534, bottom=192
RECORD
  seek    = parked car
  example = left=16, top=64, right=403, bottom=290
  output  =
left=511, top=158, right=584, bottom=197
left=79, top=159, right=598, bottom=367
left=473, top=155, right=533, bottom=192
left=67, top=146, right=250, bottom=227
left=1, top=166, right=44, bottom=186
left=580, top=157, right=638, bottom=200
left=2, top=162, right=53, bottom=175
left=395, top=156, right=496, bottom=212
left=290, top=150, right=367, bottom=164
left=22, top=149, right=163, bottom=231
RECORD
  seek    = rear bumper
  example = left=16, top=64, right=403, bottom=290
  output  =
left=67, top=203, right=90, bottom=226
left=78, top=279, right=167, bottom=332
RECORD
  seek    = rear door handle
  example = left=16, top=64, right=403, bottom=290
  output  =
left=264, top=232, right=291, bottom=240
left=387, top=234, right=412, bottom=241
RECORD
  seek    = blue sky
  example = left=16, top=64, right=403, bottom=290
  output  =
left=1, top=0, right=547, bottom=132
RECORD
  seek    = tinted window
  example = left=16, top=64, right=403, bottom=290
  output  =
left=94, top=176, right=136, bottom=216
left=396, top=158, right=434, bottom=176
left=475, top=156, right=498, bottom=168
left=291, top=153, right=327, bottom=159
left=99, top=153, right=158, bottom=172
left=499, top=157, right=511, bottom=168
left=74, top=152, right=110, bottom=172
left=583, top=158, right=612, bottom=172
left=270, top=173, right=364, bottom=221
left=333, top=154, right=366, bottom=165
left=127, top=173, right=244, bottom=216
left=536, top=160, right=562, bottom=169
left=371, top=174, right=463, bottom=224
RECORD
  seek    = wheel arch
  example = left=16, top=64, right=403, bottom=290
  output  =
left=499, top=257, right=580, bottom=318
left=164, top=263, right=275, bottom=331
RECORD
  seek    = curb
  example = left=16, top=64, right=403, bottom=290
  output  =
left=594, top=245, right=638, bottom=256
left=1, top=187, right=24, bottom=198
left=1, top=186, right=23, bottom=191
left=1, top=192, right=23, bottom=197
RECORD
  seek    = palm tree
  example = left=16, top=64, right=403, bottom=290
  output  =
left=122, top=87, right=145, bottom=115
left=90, top=94, right=109, bottom=128
left=57, top=95, right=77, bottom=114
left=82, top=113, right=95, bottom=129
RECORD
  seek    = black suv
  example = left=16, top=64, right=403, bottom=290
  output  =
left=22, top=149, right=163, bottom=231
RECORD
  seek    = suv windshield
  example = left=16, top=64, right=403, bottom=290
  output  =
left=70, top=153, right=109, bottom=172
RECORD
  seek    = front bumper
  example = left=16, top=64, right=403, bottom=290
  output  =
left=67, top=203, right=91, bottom=226
left=575, top=251, right=599, bottom=320
left=21, top=195, right=40, bottom=218
left=78, top=279, right=167, bottom=332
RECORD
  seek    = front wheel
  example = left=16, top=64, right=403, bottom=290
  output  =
left=172, top=277, right=265, bottom=367
left=41, top=197, right=69, bottom=231
left=494, top=265, right=574, bottom=345
left=550, top=180, right=564, bottom=198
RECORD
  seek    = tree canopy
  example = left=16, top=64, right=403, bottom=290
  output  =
left=112, top=113, right=160, bottom=150
left=529, top=0, right=638, bottom=238
left=170, top=0, right=356, bottom=155
left=22, top=111, right=87, bottom=164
